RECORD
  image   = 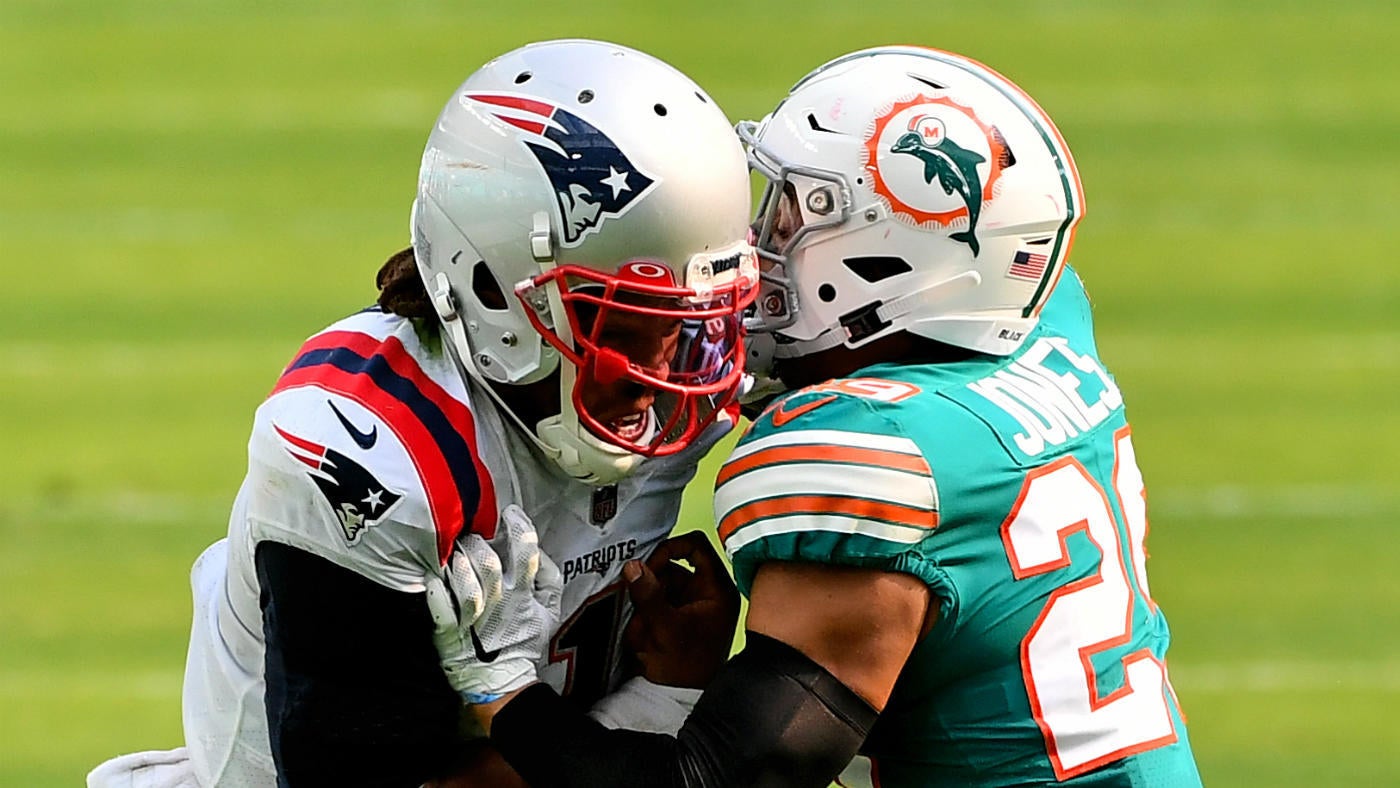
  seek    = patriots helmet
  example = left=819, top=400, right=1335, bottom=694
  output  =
left=412, top=40, right=758, bottom=484
left=740, top=46, right=1085, bottom=367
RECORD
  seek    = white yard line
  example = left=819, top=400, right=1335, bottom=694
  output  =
left=1172, top=660, right=1400, bottom=693
left=1150, top=484, right=1400, bottom=519
left=8, top=492, right=231, bottom=525
left=0, top=670, right=182, bottom=700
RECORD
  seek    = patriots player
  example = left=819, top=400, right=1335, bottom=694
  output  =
left=465, top=47, right=1204, bottom=787
left=87, top=39, right=757, bottom=788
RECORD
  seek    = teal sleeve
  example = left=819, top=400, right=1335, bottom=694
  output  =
left=729, top=529, right=944, bottom=600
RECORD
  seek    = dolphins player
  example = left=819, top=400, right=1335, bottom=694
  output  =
left=87, top=39, right=757, bottom=787
left=461, top=46, right=1204, bottom=788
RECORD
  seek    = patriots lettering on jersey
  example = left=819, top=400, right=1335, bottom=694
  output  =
left=561, top=538, right=639, bottom=584
left=966, top=336, right=1123, bottom=456
left=275, top=424, right=403, bottom=544
left=466, top=93, right=658, bottom=246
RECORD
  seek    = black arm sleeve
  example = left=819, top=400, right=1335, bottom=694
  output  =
left=256, top=541, right=469, bottom=788
left=491, top=632, right=878, bottom=788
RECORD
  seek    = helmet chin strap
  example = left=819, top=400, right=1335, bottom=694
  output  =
left=534, top=361, right=646, bottom=486
left=431, top=272, right=561, bottom=458
left=433, top=270, right=639, bottom=485
left=773, top=269, right=983, bottom=359
left=772, top=325, right=848, bottom=359
left=529, top=226, right=647, bottom=486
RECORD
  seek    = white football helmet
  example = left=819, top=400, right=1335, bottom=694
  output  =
left=740, top=46, right=1085, bottom=363
left=412, top=39, right=758, bottom=484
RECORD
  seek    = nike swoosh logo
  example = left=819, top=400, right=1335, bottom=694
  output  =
left=769, top=394, right=838, bottom=427
left=469, top=624, right=502, bottom=663
left=328, top=400, right=377, bottom=450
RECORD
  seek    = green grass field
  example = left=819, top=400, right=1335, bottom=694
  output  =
left=3, top=0, right=1398, bottom=784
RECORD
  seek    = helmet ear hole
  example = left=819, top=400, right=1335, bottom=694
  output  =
left=472, top=261, right=508, bottom=311
left=843, top=256, right=912, bottom=283
left=818, top=283, right=837, bottom=302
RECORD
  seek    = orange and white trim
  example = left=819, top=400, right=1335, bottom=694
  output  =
left=714, top=428, right=939, bottom=553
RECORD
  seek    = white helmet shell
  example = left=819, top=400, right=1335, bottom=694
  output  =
left=412, top=39, right=754, bottom=483
left=743, top=46, right=1085, bottom=359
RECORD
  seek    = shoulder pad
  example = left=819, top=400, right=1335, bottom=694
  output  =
left=750, top=376, right=923, bottom=429
left=716, top=393, right=940, bottom=595
left=255, top=318, right=500, bottom=567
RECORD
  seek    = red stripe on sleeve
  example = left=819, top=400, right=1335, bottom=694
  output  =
left=275, top=363, right=467, bottom=561
left=271, top=329, right=498, bottom=562
left=375, top=337, right=499, bottom=546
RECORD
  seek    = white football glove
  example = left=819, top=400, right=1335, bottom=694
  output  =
left=426, top=504, right=562, bottom=705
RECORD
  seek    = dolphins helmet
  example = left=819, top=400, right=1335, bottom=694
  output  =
left=740, top=46, right=1085, bottom=364
left=412, top=39, right=758, bottom=484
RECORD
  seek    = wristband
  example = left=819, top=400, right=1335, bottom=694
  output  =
left=588, top=676, right=704, bottom=735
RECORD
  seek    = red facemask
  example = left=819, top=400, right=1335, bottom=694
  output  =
left=515, top=253, right=759, bottom=456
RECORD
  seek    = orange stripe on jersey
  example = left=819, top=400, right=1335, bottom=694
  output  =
left=718, top=494, right=938, bottom=542
left=716, top=444, right=931, bottom=488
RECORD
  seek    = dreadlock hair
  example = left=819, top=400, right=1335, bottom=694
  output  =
left=376, top=247, right=437, bottom=321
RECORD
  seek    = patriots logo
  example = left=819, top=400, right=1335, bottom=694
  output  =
left=275, top=424, right=403, bottom=544
left=467, top=93, right=658, bottom=246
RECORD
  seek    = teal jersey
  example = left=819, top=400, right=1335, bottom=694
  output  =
left=715, top=269, right=1201, bottom=787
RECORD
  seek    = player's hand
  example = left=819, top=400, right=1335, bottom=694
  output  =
left=623, top=531, right=740, bottom=689
left=426, top=504, right=562, bottom=706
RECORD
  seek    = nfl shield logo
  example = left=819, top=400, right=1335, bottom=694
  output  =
left=590, top=484, right=619, bottom=525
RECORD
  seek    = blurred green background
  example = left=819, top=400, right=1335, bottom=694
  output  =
left=3, top=0, right=1398, bottom=785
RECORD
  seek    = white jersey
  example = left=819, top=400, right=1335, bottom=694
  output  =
left=182, top=309, right=727, bottom=786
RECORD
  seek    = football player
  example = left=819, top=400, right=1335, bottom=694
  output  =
left=461, top=46, right=1205, bottom=787
left=87, top=39, right=757, bottom=788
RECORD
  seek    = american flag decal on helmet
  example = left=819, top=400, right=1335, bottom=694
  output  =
left=466, top=93, right=658, bottom=246
left=1008, top=250, right=1049, bottom=282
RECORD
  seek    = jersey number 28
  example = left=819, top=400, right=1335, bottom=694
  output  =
left=1001, top=426, right=1181, bottom=779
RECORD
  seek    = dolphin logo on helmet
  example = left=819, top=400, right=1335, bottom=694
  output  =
left=864, top=93, right=1011, bottom=258
left=891, top=114, right=988, bottom=255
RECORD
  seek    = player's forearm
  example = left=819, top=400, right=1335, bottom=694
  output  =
left=492, top=687, right=688, bottom=787
left=424, top=738, right=528, bottom=788
left=488, top=633, right=876, bottom=788
left=256, top=542, right=467, bottom=786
